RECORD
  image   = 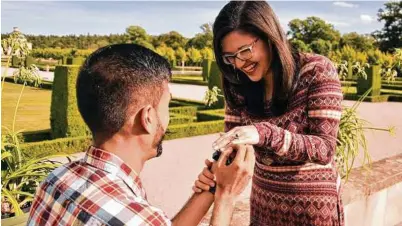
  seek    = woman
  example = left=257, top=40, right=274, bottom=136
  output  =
left=193, top=1, right=344, bottom=225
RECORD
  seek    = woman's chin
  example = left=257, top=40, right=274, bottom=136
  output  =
left=246, top=73, right=263, bottom=82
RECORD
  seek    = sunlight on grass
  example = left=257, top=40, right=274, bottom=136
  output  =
left=1, top=82, right=51, bottom=133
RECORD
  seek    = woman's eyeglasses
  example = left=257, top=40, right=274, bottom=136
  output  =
left=222, top=39, right=259, bottom=65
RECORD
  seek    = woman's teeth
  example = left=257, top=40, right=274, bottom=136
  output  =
left=243, top=63, right=257, bottom=73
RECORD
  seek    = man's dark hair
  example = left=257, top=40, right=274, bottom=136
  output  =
left=76, top=43, right=171, bottom=137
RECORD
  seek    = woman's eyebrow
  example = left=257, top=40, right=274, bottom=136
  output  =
left=222, top=42, right=252, bottom=54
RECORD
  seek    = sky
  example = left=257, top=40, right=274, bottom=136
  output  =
left=1, top=1, right=387, bottom=38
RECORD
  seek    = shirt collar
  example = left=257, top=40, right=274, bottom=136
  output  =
left=83, top=146, right=147, bottom=199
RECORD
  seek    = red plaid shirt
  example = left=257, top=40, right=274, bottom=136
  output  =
left=28, top=146, right=171, bottom=226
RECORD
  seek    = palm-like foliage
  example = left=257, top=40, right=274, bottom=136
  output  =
left=13, top=64, right=42, bottom=87
left=1, top=29, right=32, bottom=90
left=1, top=87, right=69, bottom=217
left=1, top=142, right=66, bottom=216
left=203, top=86, right=224, bottom=107
left=352, top=62, right=370, bottom=79
left=335, top=60, right=348, bottom=80
left=1, top=30, right=70, bottom=217
left=335, top=88, right=395, bottom=180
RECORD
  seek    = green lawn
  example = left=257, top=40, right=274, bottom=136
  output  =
left=1, top=82, right=51, bottom=133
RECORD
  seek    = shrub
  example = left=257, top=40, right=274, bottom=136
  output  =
left=169, top=106, right=199, bottom=117
left=208, top=61, right=224, bottom=108
left=30, top=48, right=94, bottom=60
left=50, top=65, right=90, bottom=138
left=355, top=52, right=368, bottom=65
left=170, top=78, right=208, bottom=86
left=197, top=109, right=225, bottom=122
left=169, top=113, right=196, bottom=125
left=202, top=59, right=212, bottom=81
left=22, top=129, right=52, bottom=142
left=20, top=136, right=91, bottom=159
left=11, top=56, right=21, bottom=67
left=20, top=120, right=225, bottom=158
left=24, top=56, right=35, bottom=67
left=367, top=49, right=386, bottom=65
left=169, top=98, right=205, bottom=107
left=166, top=120, right=224, bottom=140
left=66, top=57, right=86, bottom=66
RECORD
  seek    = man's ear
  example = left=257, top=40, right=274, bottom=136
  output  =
left=140, top=105, right=155, bottom=134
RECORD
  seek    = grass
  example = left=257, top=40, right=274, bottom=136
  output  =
left=171, top=75, right=203, bottom=80
left=1, top=82, right=52, bottom=133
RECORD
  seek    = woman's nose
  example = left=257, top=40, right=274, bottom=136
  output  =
left=234, top=58, right=246, bottom=69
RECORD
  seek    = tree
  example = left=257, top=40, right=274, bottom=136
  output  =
left=153, top=31, right=188, bottom=50
left=176, top=47, right=188, bottom=67
left=200, top=47, right=214, bottom=60
left=290, top=39, right=311, bottom=53
left=310, top=39, right=332, bottom=56
left=187, top=47, right=202, bottom=65
left=340, top=32, right=375, bottom=52
left=187, top=23, right=213, bottom=49
left=374, top=1, right=402, bottom=52
left=126, top=25, right=154, bottom=50
left=287, top=17, right=341, bottom=46
left=155, top=43, right=176, bottom=64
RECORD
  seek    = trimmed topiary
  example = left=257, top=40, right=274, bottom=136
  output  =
left=50, top=65, right=90, bottom=138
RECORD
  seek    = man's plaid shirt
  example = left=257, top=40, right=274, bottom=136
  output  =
left=27, top=146, right=171, bottom=226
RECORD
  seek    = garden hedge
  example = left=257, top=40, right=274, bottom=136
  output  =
left=25, top=56, right=35, bottom=67
left=165, top=120, right=224, bottom=140
left=202, top=60, right=212, bottom=81
left=66, top=57, right=86, bottom=66
left=169, top=98, right=205, bottom=107
left=11, top=56, right=21, bottom=67
left=20, top=136, right=92, bottom=159
left=50, top=65, right=90, bottom=138
left=21, top=119, right=225, bottom=158
left=169, top=113, right=196, bottom=125
left=197, top=109, right=225, bottom=122
left=170, top=106, right=199, bottom=116
left=171, top=79, right=208, bottom=86
left=357, top=65, right=380, bottom=95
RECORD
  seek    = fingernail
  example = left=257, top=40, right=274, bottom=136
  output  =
left=210, top=182, right=215, bottom=187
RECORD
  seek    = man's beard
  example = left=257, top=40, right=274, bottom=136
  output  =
left=152, top=117, right=166, bottom=157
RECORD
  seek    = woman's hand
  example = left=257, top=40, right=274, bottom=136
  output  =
left=212, top=126, right=259, bottom=151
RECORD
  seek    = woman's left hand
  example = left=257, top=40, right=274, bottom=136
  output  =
left=212, top=125, right=259, bottom=151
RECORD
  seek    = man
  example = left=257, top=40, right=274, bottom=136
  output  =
left=27, top=44, right=255, bottom=226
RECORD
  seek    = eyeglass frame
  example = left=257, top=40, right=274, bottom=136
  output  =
left=222, top=38, right=259, bottom=65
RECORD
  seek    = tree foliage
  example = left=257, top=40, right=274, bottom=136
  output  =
left=288, top=16, right=341, bottom=45
left=374, top=1, right=402, bottom=52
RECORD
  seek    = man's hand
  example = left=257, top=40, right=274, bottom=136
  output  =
left=192, top=159, right=215, bottom=193
left=209, top=144, right=255, bottom=226
left=214, top=144, right=255, bottom=198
